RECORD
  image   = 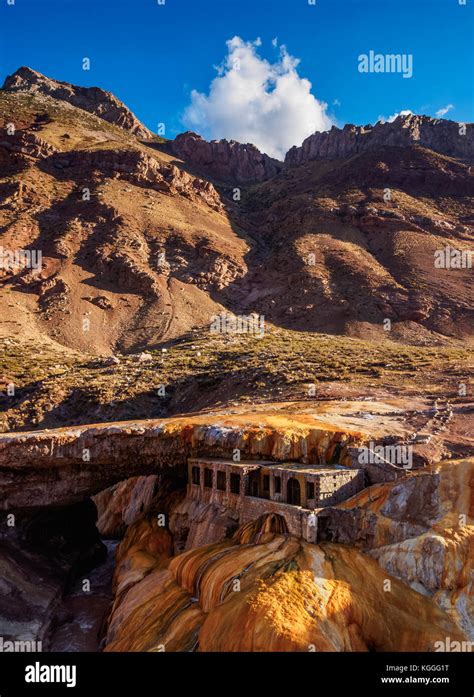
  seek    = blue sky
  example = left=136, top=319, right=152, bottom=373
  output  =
left=1, top=0, right=472, bottom=154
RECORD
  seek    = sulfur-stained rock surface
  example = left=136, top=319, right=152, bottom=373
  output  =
left=111, top=518, right=173, bottom=599
left=104, top=514, right=467, bottom=652
left=93, top=476, right=160, bottom=538
left=321, top=457, right=474, bottom=638
left=0, top=404, right=376, bottom=508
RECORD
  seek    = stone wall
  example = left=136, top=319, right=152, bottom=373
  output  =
left=186, top=483, right=318, bottom=543
left=315, top=469, right=366, bottom=506
left=186, top=457, right=369, bottom=544
left=187, top=481, right=242, bottom=509
left=189, top=458, right=365, bottom=508
left=240, top=496, right=318, bottom=543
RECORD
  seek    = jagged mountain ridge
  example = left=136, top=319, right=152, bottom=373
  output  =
left=285, top=114, right=474, bottom=165
left=2, top=66, right=153, bottom=140
left=0, top=67, right=473, bottom=360
left=5, top=68, right=472, bottom=177
left=172, top=131, right=283, bottom=183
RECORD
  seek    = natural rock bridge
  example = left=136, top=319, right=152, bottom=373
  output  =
left=0, top=401, right=413, bottom=510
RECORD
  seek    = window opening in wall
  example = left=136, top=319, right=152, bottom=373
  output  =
left=230, top=473, right=241, bottom=494
left=204, top=468, right=213, bottom=488
left=217, top=470, right=226, bottom=491
left=262, top=474, right=270, bottom=498
left=287, top=477, right=301, bottom=505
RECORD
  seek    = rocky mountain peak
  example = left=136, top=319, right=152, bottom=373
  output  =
left=285, top=113, right=474, bottom=165
left=2, top=66, right=153, bottom=140
left=172, top=130, right=283, bottom=184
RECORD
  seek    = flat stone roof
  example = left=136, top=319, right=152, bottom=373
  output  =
left=188, top=458, right=360, bottom=474
left=267, top=463, right=360, bottom=475
left=188, top=457, right=273, bottom=468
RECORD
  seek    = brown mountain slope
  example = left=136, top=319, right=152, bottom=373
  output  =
left=1, top=71, right=473, bottom=358
left=0, top=88, right=248, bottom=354
left=227, top=145, right=474, bottom=343
left=3, top=66, right=153, bottom=140
left=0, top=69, right=473, bottom=432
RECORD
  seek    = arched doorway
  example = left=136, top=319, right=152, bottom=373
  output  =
left=287, top=477, right=301, bottom=505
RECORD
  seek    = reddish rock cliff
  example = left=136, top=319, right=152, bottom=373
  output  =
left=172, top=131, right=283, bottom=183
left=285, top=114, right=474, bottom=165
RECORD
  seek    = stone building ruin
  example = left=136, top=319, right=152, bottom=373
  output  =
left=187, top=457, right=365, bottom=543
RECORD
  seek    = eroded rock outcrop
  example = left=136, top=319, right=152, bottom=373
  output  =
left=173, top=131, right=283, bottom=183
left=0, top=127, right=58, bottom=161
left=285, top=114, right=474, bottom=165
left=0, top=410, right=366, bottom=509
left=2, top=66, right=153, bottom=140
left=93, top=474, right=183, bottom=539
left=104, top=513, right=467, bottom=652
left=47, top=148, right=223, bottom=211
left=93, top=476, right=160, bottom=538
left=319, top=458, right=474, bottom=638
left=169, top=498, right=240, bottom=553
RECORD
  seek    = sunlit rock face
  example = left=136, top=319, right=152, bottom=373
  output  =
left=104, top=514, right=467, bottom=652
left=0, top=409, right=367, bottom=509
left=323, top=458, right=474, bottom=639
left=93, top=476, right=160, bottom=538
left=3, top=66, right=153, bottom=139
left=169, top=498, right=239, bottom=553
left=172, top=131, right=283, bottom=184
left=285, top=114, right=474, bottom=165
left=93, top=473, right=185, bottom=543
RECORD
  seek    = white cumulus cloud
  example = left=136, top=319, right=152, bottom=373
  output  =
left=183, top=36, right=333, bottom=160
left=378, top=109, right=413, bottom=124
left=435, top=104, right=454, bottom=118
